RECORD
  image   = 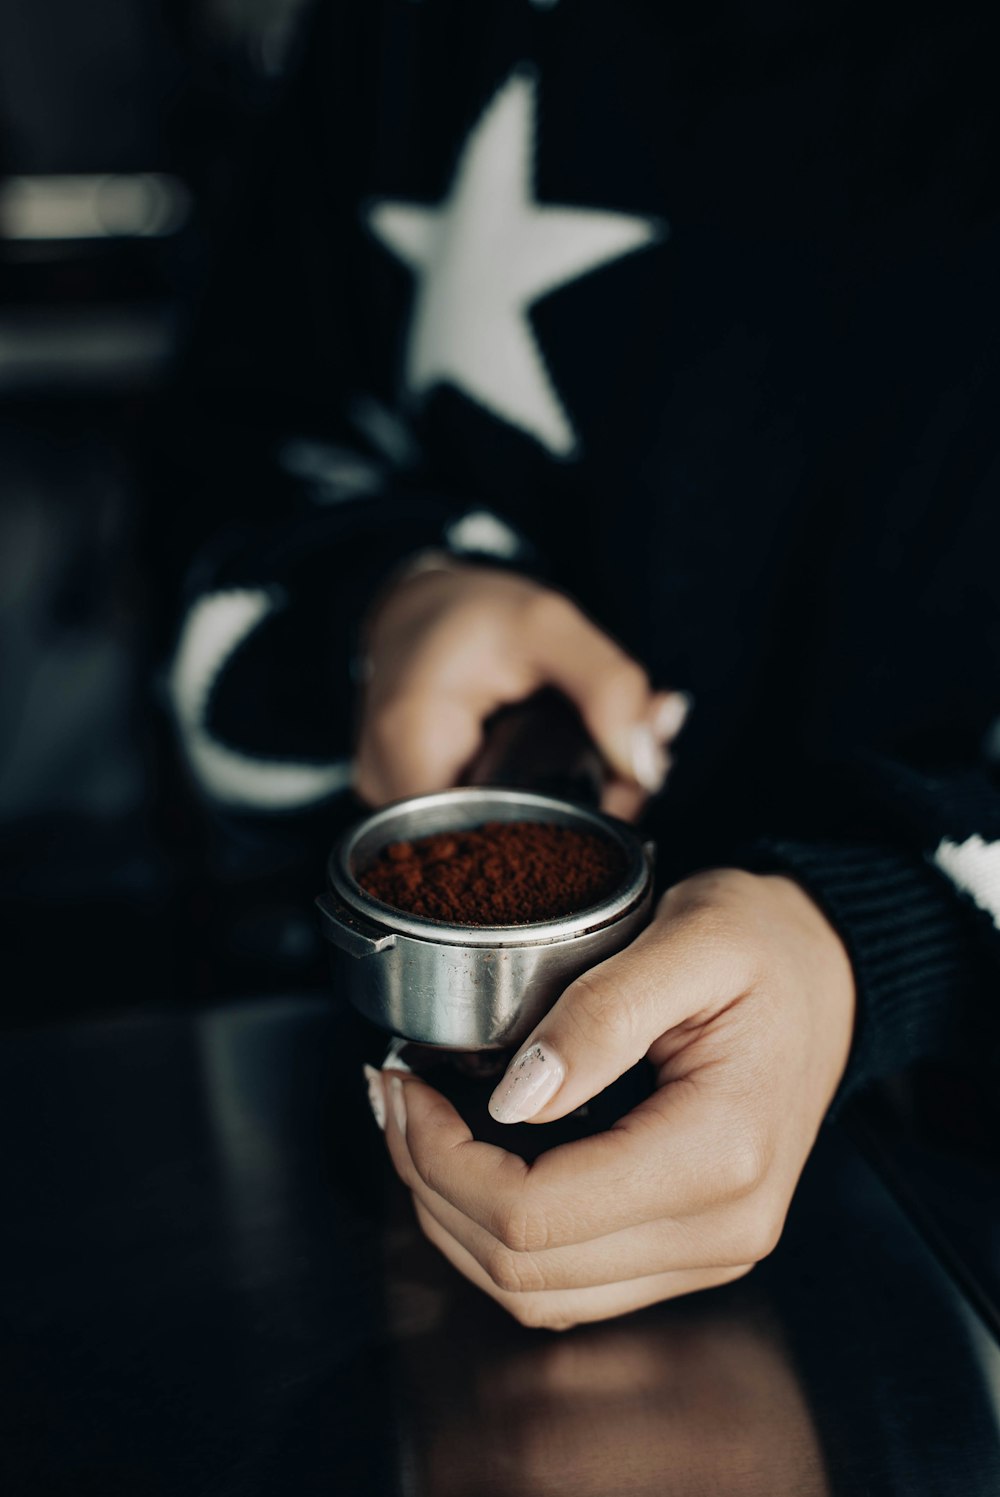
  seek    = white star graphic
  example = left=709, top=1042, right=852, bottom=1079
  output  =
left=366, top=66, right=664, bottom=457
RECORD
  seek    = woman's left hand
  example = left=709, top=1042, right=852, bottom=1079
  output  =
left=369, top=869, right=856, bottom=1330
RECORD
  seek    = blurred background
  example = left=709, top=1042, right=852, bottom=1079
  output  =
left=0, top=0, right=322, bottom=1028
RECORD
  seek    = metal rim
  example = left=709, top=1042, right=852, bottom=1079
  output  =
left=328, top=787, right=650, bottom=948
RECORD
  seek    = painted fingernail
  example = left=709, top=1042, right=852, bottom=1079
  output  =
left=363, top=1064, right=386, bottom=1131
left=630, top=723, right=668, bottom=792
left=381, top=1036, right=412, bottom=1073
left=488, top=1042, right=566, bottom=1124
left=652, top=691, right=693, bottom=744
left=389, top=1075, right=407, bottom=1135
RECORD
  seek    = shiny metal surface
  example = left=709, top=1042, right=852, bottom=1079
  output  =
left=330, top=789, right=650, bottom=943
left=3, top=997, right=1000, bottom=1496
left=318, top=788, right=654, bottom=1049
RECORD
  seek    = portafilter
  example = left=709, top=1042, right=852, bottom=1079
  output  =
left=316, top=692, right=656, bottom=1051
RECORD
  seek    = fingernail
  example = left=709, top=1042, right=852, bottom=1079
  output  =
left=363, top=1064, right=386, bottom=1131
left=381, top=1036, right=412, bottom=1072
left=389, top=1075, right=407, bottom=1135
left=488, top=1042, right=566, bottom=1124
left=652, top=691, right=693, bottom=744
left=630, top=723, right=668, bottom=793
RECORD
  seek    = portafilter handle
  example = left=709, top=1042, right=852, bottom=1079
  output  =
left=461, top=687, right=605, bottom=804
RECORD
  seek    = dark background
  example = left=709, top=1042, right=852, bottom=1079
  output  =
left=0, top=0, right=327, bottom=1029
left=3, top=20, right=999, bottom=1493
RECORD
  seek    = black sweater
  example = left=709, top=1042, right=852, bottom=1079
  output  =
left=164, top=0, right=1000, bottom=1102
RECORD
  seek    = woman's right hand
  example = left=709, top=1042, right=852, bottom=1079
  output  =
left=353, top=559, right=689, bottom=820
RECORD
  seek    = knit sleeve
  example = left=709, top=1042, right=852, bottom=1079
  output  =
left=743, top=759, right=1000, bottom=1109
left=155, top=5, right=537, bottom=819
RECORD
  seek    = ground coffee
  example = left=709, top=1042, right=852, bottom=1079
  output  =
left=359, top=820, right=625, bottom=925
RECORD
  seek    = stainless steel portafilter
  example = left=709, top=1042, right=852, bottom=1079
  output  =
left=316, top=784, right=654, bottom=1052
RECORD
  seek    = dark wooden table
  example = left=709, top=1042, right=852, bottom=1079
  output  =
left=3, top=994, right=999, bottom=1495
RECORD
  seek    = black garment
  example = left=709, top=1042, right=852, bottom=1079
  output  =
left=162, top=0, right=1000, bottom=1100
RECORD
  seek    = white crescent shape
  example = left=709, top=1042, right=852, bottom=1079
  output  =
left=168, top=588, right=352, bottom=810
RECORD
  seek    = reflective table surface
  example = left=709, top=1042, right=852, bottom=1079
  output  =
left=3, top=995, right=999, bottom=1495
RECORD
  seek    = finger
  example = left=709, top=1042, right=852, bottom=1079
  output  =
left=354, top=572, right=534, bottom=803
left=649, top=690, right=692, bottom=746
left=599, top=686, right=690, bottom=817
left=524, top=599, right=664, bottom=790
left=381, top=1073, right=751, bottom=1287
left=599, top=776, right=650, bottom=822
left=380, top=1070, right=530, bottom=1215
left=379, top=1071, right=524, bottom=1212
left=354, top=691, right=483, bottom=804
left=388, top=1073, right=766, bottom=1251
left=404, top=1164, right=765, bottom=1289
left=412, top=1196, right=752, bottom=1329
left=487, top=901, right=749, bottom=1125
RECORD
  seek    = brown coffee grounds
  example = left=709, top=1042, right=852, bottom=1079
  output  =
left=359, top=820, right=625, bottom=925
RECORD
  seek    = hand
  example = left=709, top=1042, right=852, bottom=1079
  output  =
left=369, top=869, right=856, bottom=1329
left=353, top=559, right=690, bottom=819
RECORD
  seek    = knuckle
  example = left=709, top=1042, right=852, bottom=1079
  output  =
left=483, top=1241, right=545, bottom=1295
left=735, top=1200, right=786, bottom=1263
left=691, top=903, right=763, bottom=988
left=522, top=587, right=578, bottom=637
left=483, top=1242, right=520, bottom=1293
left=721, top=1134, right=769, bottom=1202
left=505, top=1296, right=576, bottom=1332
left=731, top=930, right=769, bottom=989
left=720, top=1262, right=756, bottom=1288
left=714, top=867, right=763, bottom=903
left=491, top=1196, right=548, bottom=1255
left=411, top=1140, right=448, bottom=1199
left=667, top=886, right=730, bottom=945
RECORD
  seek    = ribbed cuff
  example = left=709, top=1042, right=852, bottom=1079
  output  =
left=742, top=840, right=983, bottom=1114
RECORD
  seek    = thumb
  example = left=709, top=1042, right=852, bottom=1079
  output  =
left=487, top=916, right=703, bottom=1125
